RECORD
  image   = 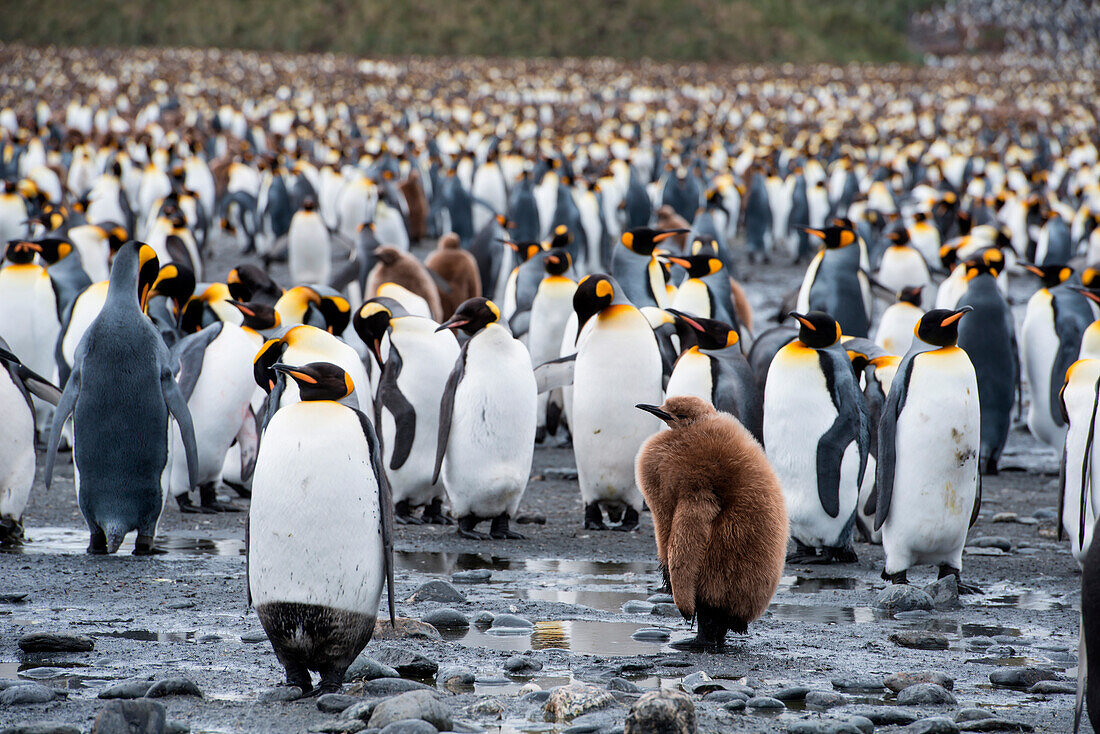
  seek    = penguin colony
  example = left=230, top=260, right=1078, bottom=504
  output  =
left=1, top=46, right=1100, bottom=695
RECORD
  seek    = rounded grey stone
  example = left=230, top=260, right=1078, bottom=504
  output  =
left=144, top=678, right=202, bottom=698
left=621, top=601, right=655, bottom=614
left=379, top=720, right=438, bottom=734
left=903, top=717, right=960, bottom=734
left=451, top=570, right=491, bottom=584
left=876, top=585, right=934, bottom=612
left=504, top=656, right=542, bottom=675
left=805, top=690, right=846, bottom=709
left=624, top=689, right=695, bottom=734
left=318, top=694, right=362, bottom=713
left=407, top=581, right=466, bottom=604
left=745, top=696, right=785, bottom=710
left=18, top=633, right=95, bottom=654
left=896, top=683, right=957, bottom=706
left=98, top=679, right=154, bottom=700
left=420, top=608, right=469, bottom=629
left=0, top=684, right=55, bottom=705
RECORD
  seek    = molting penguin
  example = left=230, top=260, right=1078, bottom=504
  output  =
left=434, top=298, right=537, bottom=539
left=44, top=243, right=199, bottom=554
left=354, top=298, right=460, bottom=525
left=570, top=274, right=664, bottom=530
left=763, top=311, right=870, bottom=563
left=876, top=307, right=981, bottom=590
left=425, top=232, right=482, bottom=319
left=635, top=396, right=787, bottom=650
left=366, top=246, right=443, bottom=321
left=249, top=361, right=394, bottom=695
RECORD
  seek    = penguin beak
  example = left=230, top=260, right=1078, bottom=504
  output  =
left=436, top=318, right=468, bottom=333
left=369, top=338, right=385, bottom=368
left=940, top=306, right=973, bottom=327
left=228, top=300, right=256, bottom=318
left=1072, top=288, right=1100, bottom=305
left=664, top=256, right=692, bottom=269
left=635, top=403, right=673, bottom=422
left=652, top=229, right=689, bottom=243
left=788, top=312, right=815, bottom=330
left=273, top=363, right=317, bottom=384
left=667, top=308, right=704, bottom=333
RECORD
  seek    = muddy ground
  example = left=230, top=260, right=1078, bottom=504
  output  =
left=0, top=239, right=1090, bottom=733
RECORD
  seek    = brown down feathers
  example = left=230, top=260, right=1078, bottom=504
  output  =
left=635, top=396, right=787, bottom=624
left=365, top=245, right=444, bottom=321
left=425, top=232, right=482, bottom=319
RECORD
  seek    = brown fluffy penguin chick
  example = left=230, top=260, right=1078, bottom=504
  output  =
left=655, top=206, right=690, bottom=251
left=635, top=396, right=787, bottom=650
left=399, top=170, right=429, bottom=241
left=365, top=246, right=444, bottom=321
left=425, top=232, right=482, bottom=319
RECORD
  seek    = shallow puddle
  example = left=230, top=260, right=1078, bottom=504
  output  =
left=455, top=619, right=678, bottom=656
left=6, top=527, right=244, bottom=556
left=92, top=629, right=195, bottom=642
left=766, top=603, right=877, bottom=624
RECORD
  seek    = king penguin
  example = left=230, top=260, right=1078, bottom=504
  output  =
left=527, top=252, right=578, bottom=442
left=795, top=226, right=872, bottom=337
left=874, top=286, right=924, bottom=355
left=612, top=227, right=688, bottom=310
left=354, top=298, right=460, bottom=525
left=1060, top=357, right=1100, bottom=564
left=249, top=361, right=394, bottom=695
left=44, top=242, right=199, bottom=555
left=434, top=298, right=537, bottom=539
left=763, top=311, right=869, bottom=563
left=876, top=307, right=981, bottom=590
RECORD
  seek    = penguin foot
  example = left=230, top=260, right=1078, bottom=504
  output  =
left=489, top=515, right=526, bottom=540
left=820, top=546, right=858, bottom=564
left=395, top=500, right=425, bottom=525
left=785, top=550, right=819, bottom=564
left=284, top=664, right=313, bottom=695
left=457, top=516, right=491, bottom=540
left=87, top=530, right=108, bottom=555
left=224, top=481, right=252, bottom=498
left=605, top=504, right=625, bottom=524
left=200, top=484, right=241, bottom=512
left=669, top=634, right=726, bottom=652
left=133, top=535, right=166, bottom=556
left=613, top=507, right=640, bottom=532
left=939, top=566, right=982, bottom=594
left=177, top=495, right=217, bottom=514
left=584, top=503, right=609, bottom=530
left=204, top=500, right=242, bottom=513
left=422, top=499, right=453, bottom=525
left=881, top=569, right=909, bottom=585
left=0, top=520, right=24, bottom=547
left=535, top=426, right=547, bottom=444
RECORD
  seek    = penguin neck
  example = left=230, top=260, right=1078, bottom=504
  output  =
left=105, top=264, right=142, bottom=310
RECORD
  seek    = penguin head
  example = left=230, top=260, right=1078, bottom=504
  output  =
left=1082, top=267, right=1100, bottom=291
left=3, top=240, right=41, bottom=265
left=136, top=244, right=160, bottom=313
left=573, top=274, right=617, bottom=341
left=227, top=263, right=281, bottom=303
left=887, top=229, right=911, bottom=247
left=915, top=307, right=972, bottom=347
left=1021, top=262, right=1072, bottom=289
left=549, top=224, right=573, bottom=249
left=229, top=300, right=280, bottom=331
left=437, top=232, right=461, bottom=251
left=667, top=309, right=738, bottom=351
left=665, top=254, right=723, bottom=279
left=635, top=395, right=715, bottom=427
left=689, top=239, right=720, bottom=257
left=150, top=263, right=197, bottom=314
left=621, top=227, right=688, bottom=257
left=803, top=226, right=856, bottom=250
left=502, top=240, right=543, bottom=263
left=939, top=244, right=959, bottom=270
left=35, top=237, right=74, bottom=265
left=316, top=293, right=351, bottom=336
left=788, top=311, right=841, bottom=349
left=273, top=362, right=354, bottom=402
left=301, top=197, right=318, bottom=213
left=254, top=338, right=289, bottom=393
left=107, top=242, right=159, bottom=311
left=354, top=300, right=393, bottom=367
left=897, top=285, right=923, bottom=306
left=544, top=251, right=572, bottom=276
left=436, top=297, right=501, bottom=336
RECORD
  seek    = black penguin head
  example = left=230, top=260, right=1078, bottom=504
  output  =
left=254, top=338, right=289, bottom=393
left=897, top=285, right=924, bottom=306
left=939, top=244, right=959, bottom=270
left=3, top=240, right=41, bottom=265
left=273, top=362, right=354, bottom=402
left=621, top=227, right=689, bottom=256
left=788, top=311, right=842, bottom=349
left=317, top=293, right=351, bottom=336
left=229, top=300, right=280, bottom=331
left=689, top=239, right=720, bottom=257
left=915, top=307, right=972, bottom=347
left=105, top=225, right=129, bottom=254
left=35, top=237, right=74, bottom=265
left=804, top=225, right=856, bottom=250
left=302, top=197, right=318, bottom=213
left=573, top=274, right=616, bottom=341
left=544, top=251, right=572, bottom=276
left=502, top=240, right=544, bottom=263
left=665, top=254, right=723, bottom=279
left=227, top=263, right=281, bottom=304
left=887, top=228, right=911, bottom=246
left=635, top=395, right=715, bottom=427
left=436, top=297, right=501, bottom=336
left=1081, top=267, right=1100, bottom=291
left=354, top=300, right=393, bottom=367
left=1021, top=262, right=1072, bottom=289
left=667, top=309, right=739, bottom=351
left=150, top=263, right=196, bottom=314
left=549, top=224, right=573, bottom=249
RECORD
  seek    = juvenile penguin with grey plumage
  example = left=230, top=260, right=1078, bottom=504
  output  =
left=45, top=242, right=199, bottom=555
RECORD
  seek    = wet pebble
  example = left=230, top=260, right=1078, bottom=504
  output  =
left=965, top=548, right=1004, bottom=557
left=885, top=672, right=955, bottom=692
left=473, top=612, right=494, bottom=626
left=903, top=717, right=960, bottom=734
left=630, top=628, right=669, bottom=642
left=543, top=683, right=616, bottom=722
left=831, top=675, right=884, bottom=692
left=15, top=668, right=70, bottom=681
left=966, top=636, right=995, bottom=650
left=1032, top=508, right=1058, bottom=521
left=98, top=679, right=154, bottom=699
left=519, top=683, right=541, bottom=696
left=0, top=684, right=55, bottom=705
left=805, top=690, right=847, bottom=709
left=993, top=635, right=1022, bottom=645
left=420, top=608, right=469, bottom=630
left=240, top=629, right=268, bottom=643
left=876, top=585, right=934, bottom=612
left=956, top=720, right=1033, bottom=731
left=308, top=720, right=366, bottom=734
left=701, top=690, right=746, bottom=703
left=846, top=706, right=919, bottom=725
left=346, top=654, right=400, bottom=681
left=373, top=644, right=439, bottom=678
left=955, top=709, right=995, bottom=723
left=924, top=576, right=961, bottom=610
left=723, top=699, right=746, bottom=712
left=616, top=660, right=653, bottom=674
left=988, top=667, right=1058, bottom=689
left=318, top=694, right=361, bottom=714
left=522, top=690, right=551, bottom=704
left=504, top=656, right=543, bottom=675
left=0, top=724, right=81, bottom=734
left=407, top=581, right=466, bottom=604
left=621, top=601, right=654, bottom=614
left=368, top=690, right=453, bottom=731
left=489, top=614, right=535, bottom=632
left=543, top=468, right=579, bottom=481
left=436, top=666, right=475, bottom=690
left=896, top=683, right=957, bottom=705
left=968, top=537, right=1012, bottom=551
left=890, top=631, right=949, bottom=650
left=18, top=632, right=94, bottom=653
left=745, top=696, right=785, bottom=710
left=991, top=512, right=1018, bottom=523
left=564, top=711, right=619, bottom=733
left=624, top=689, right=693, bottom=734
left=468, top=697, right=504, bottom=716
left=516, top=513, right=547, bottom=525
left=90, top=700, right=166, bottom=734
left=144, top=678, right=202, bottom=698
left=656, top=657, right=692, bottom=668
left=374, top=618, right=442, bottom=641
left=379, top=721, right=437, bottom=734
left=646, top=594, right=673, bottom=604
left=985, top=645, right=1015, bottom=656
left=341, top=700, right=380, bottom=722
left=896, top=610, right=932, bottom=619
left=788, top=720, right=867, bottom=734
left=773, top=685, right=810, bottom=701
left=650, top=603, right=681, bottom=618
left=257, top=686, right=303, bottom=703
left=451, top=570, right=491, bottom=584
left=608, top=678, right=642, bottom=694
left=1027, top=680, right=1075, bottom=694
left=350, top=678, right=432, bottom=696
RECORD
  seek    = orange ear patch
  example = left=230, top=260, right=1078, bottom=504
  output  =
left=595, top=280, right=614, bottom=299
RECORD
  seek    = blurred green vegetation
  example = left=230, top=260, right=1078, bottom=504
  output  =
left=0, top=0, right=937, bottom=63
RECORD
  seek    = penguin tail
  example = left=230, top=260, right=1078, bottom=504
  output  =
left=106, top=528, right=127, bottom=554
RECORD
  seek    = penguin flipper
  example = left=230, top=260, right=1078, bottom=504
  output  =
left=237, top=406, right=259, bottom=483
left=816, top=351, right=868, bottom=518
left=433, top=342, right=469, bottom=486
left=534, top=354, right=576, bottom=394
left=1076, top=612, right=1087, bottom=734
left=875, top=352, right=916, bottom=531
left=170, top=322, right=221, bottom=402
left=44, top=363, right=81, bottom=490
left=969, top=473, right=982, bottom=529
left=667, top=496, right=720, bottom=619
left=508, top=309, right=531, bottom=338
left=245, top=516, right=252, bottom=608
left=0, top=347, right=62, bottom=405
left=357, top=409, right=395, bottom=626
left=161, top=364, right=200, bottom=491
left=378, top=350, right=416, bottom=471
